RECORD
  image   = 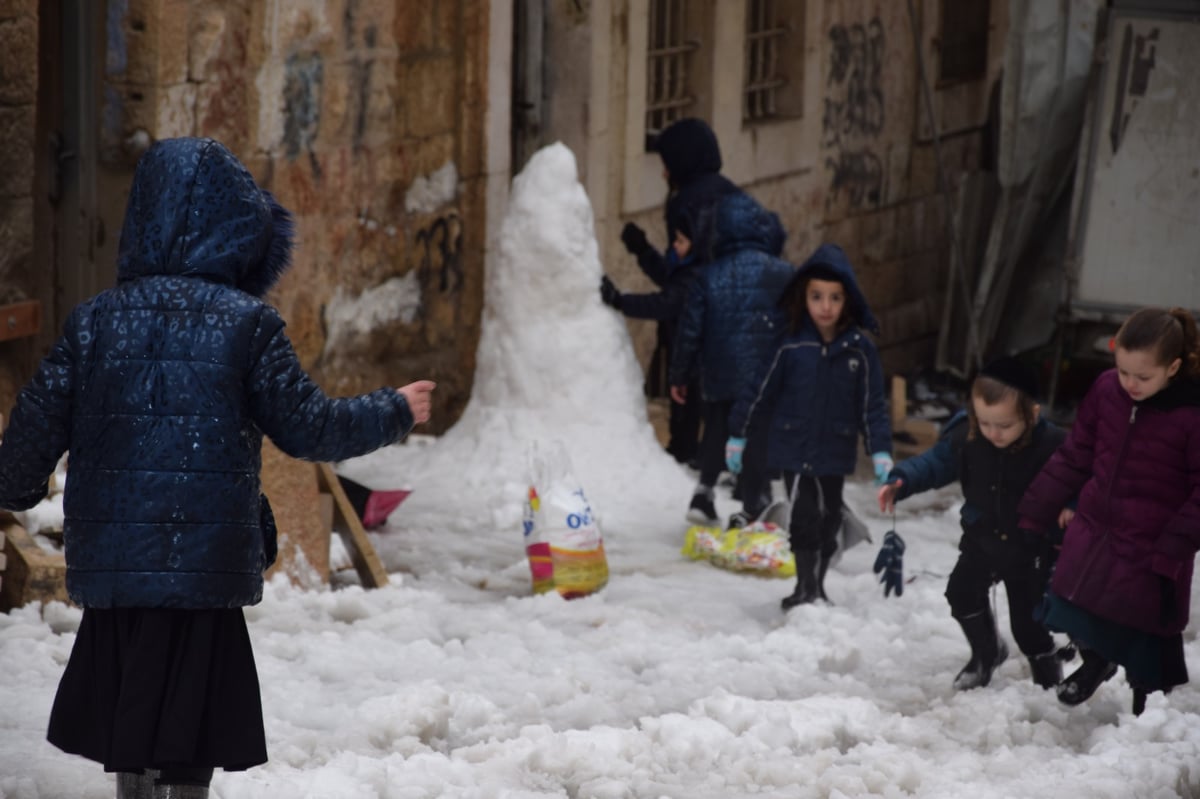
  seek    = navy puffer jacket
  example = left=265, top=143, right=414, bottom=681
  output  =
left=668, top=193, right=792, bottom=401
left=0, top=138, right=415, bottom=609
left=730, top=244, right=890, bottom=475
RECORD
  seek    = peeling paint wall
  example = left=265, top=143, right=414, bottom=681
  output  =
left=68, top=0, right=490, bottom=432
left=587, top=0, right=1006, bottom=378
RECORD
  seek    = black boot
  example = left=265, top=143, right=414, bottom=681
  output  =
left=815, top=551, right=832, bottom=603
left=1132, top=686, right=1148, bottom=716
left=1057, top=648, right=1117, bottom=706
left=1028, top=650, right=1063, bottom=689
left=782, top=550, right=820, bottom=610
left=952, top=609, right=1009, bottom=690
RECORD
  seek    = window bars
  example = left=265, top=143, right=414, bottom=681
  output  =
left=744, top=0, right=790, bottom=122
left=646, top=0, right=698, bottom=146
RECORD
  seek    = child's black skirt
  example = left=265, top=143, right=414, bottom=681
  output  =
left=47, top=607, right=268, bottom=773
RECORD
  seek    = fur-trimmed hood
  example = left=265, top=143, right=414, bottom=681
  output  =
left=116, top=137, right=294, bottom=298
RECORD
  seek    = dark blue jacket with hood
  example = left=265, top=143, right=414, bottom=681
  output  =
left=668, top=192, right=792, bottom=402
left=622, top=118, right=741, bottom=339
left=730, top=243, right=891, bottom=476
left=0, top=138, right=415, bottom=609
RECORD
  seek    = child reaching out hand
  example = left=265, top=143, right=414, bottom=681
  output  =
left=0, top=137, right=435, bottom=796
left=878, top=357, right=1068, bottom=690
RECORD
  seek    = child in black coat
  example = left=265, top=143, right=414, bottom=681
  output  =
left=877, top=357, right=1069, bottom=690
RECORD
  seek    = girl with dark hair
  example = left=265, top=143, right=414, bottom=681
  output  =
left=1019, top=307, right=1200, bottom=715
left=728, top=244, right=891, bottom=609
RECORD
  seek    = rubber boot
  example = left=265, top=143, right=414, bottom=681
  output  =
left=1028, top=650, right=1063, bottom=689
left=781, top=550, right=821, bottom=611
left=815, top=550, right=832, bottom=603
left=952, top=609, right=1009, bottom=690
left=1057, top=647, right=1117, bottom=706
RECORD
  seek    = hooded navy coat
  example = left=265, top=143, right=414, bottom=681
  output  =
left=729, top=244, right=890, bottom=476
left=0, top=138, right=415, bottom=610
left=667, top=192, right=792, bottom=402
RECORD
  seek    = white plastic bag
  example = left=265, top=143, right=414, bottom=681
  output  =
left=522, top=440, right=608, bottom=598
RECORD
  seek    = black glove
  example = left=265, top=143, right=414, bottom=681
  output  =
left=620, top=222, right=651, bottom=256
left=872, top=530, right=906, bottom=598
left=599, top=276, right=623, bottom=310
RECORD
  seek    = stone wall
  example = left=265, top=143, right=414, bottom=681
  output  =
left=592, top=0, right=1004, bottom=381
left=96, top=0, right=489, bottom=434
left=0, top=0, right=38, bottom=417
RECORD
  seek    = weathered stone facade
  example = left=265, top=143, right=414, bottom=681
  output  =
left=0, top=0, right=38, bottom=416
left=579, top=0, right=1005, bottom=380
left=1, top=0, right=489, bottom=433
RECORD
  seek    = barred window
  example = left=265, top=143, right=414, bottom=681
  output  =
left=743, top=0, right=805, bottom=124
left=645, top=0, right=699, bottom=146
left=939, top=0, right=990, bottom=83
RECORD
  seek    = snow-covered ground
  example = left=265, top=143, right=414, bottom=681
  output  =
left=2, top=144, right=1198, bottom=798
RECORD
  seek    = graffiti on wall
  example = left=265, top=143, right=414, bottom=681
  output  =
left=413, top=214, right=464, bottom=294
left=823, top=18, right=885, bottom=209
left=283, top=52, right=323, bottom=177
left=343, top=0, right=378, bottom=150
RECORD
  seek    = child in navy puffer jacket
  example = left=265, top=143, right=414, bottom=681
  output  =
left=0, top=138, right=435, bottom=797
left=728, top=244, right=891, bottom=610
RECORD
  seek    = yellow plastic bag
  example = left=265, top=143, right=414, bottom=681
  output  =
left=682, top=521, right=795, bottom=578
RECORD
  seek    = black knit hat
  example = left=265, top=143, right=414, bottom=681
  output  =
left=979, top=356, right=1040, bottom=400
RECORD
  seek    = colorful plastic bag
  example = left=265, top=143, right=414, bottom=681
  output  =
left=682, top=520, right=795, bottom=578
left=522, top=441, right=608, bottom=598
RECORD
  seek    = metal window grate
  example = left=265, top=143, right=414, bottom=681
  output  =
left=646, top=0, right=697, bottom=145
left=744, top=0, right=790, bottom=122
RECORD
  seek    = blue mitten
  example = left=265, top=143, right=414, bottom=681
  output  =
left=872, top=451, right=894, bottom=485
left=872, top=530, right=906, bottom=597
left=725, top=437, right=746, bottom=474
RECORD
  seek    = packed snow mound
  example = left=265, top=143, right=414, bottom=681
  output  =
left=340, top=143, right=690, bottom=545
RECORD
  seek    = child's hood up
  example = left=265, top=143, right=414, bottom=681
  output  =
left=115, top=137, right=294, bottom=298
left=787, top=243, right=880, bottom=335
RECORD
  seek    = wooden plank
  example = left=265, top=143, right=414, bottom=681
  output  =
left=0, top=522, right=67, bottom=612
left=0, top=300, right=41, bottom=342
left=316, top=463, right=389, bottom=588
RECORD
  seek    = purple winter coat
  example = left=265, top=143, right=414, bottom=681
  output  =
left=1018, top=369, right=1200, bottom=636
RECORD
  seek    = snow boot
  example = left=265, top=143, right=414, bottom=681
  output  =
left=1132, top=686, right=1148, bottom=716
left=117, top=772, right=156, bottom=799
left=1056, top=648, right=1117, bottom=706
left=686, top=486, right=718, bottom=524
left=727, top=509, right=755, bottom=530
left=781, top=550, right=821, bottom=611
left=815, top=550, right=833, bottom=603
left=952, top=609, right=1009, bottom=690
left=1028, top=650, right=1063, bottom=689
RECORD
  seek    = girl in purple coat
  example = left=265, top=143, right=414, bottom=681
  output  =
left=1019, top=307, right=1200, bottom=714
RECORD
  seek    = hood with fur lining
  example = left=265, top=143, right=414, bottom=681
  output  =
left=116, top=137, right=294, bottom=298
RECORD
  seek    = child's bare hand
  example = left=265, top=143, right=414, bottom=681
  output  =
left=1057, top=507, right=1075, bottom=530
left=877, top=479, right=903, bottom=513
left=398, top=381, right=436, bottom=425
left=670, top=384, right=688, bottom=404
